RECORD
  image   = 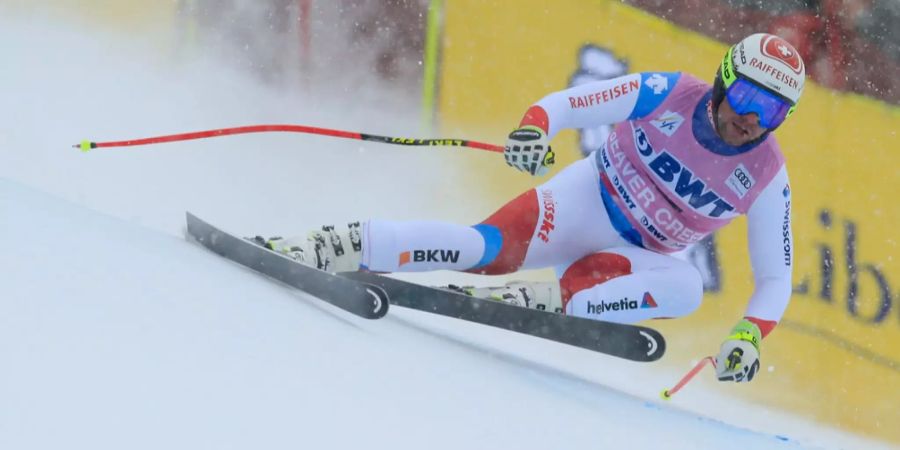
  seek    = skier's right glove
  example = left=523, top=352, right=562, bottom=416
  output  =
left=504, top=126, right=555, bottom=176
left=715, top=319, right=762, bottom=383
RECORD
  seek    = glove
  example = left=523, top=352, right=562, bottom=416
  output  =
left=715, top=319, right=762, bottom=383
left=504, top=126, right=555, bottom=176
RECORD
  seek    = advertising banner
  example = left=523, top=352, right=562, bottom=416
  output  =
left=435, top=0, right=900, bottom=442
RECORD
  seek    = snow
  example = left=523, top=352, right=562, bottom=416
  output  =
left=0, top=177, right=836, bottom=450
left=0, top=7, right=894, bottom=450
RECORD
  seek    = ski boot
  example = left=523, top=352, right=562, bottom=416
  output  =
left=252, top=221, right=363, bottom=273
left=447, top=281, right=563, bottom=313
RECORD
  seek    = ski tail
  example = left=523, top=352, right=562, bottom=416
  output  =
left=186, top=212, right=388, bottom=319
left=343, top=271, right=665, bottom=361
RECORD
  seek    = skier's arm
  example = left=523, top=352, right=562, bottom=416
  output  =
left=743, top=166, right=794, bottom=338
left=505, top=72, right=680, bottom=177
left=517, top=72, right=680, bottom=139
left=714, top=167, right=792, bottom=383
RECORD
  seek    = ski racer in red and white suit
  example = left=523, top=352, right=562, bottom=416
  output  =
left=287, top=34, right=805, bottom=383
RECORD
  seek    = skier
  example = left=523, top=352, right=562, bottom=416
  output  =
left=261, top=33, right=803, bottom=383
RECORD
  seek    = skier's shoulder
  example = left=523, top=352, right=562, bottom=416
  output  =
left=671, top=72, right=709, bottom=88
left=628, top=71, right=708, bottom=119
left=756, top=133, right=787, bottom=169
left=631, top=71, right=709, bottom=93
left=653, top=72, right=711, bottom=102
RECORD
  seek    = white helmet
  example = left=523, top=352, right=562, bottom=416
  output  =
left=726, top=33, right=805, bottom=103
left=716, top=33, right=806, bottom=129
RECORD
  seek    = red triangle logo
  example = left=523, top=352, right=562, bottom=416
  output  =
left=641, top=292, right=658, bottom=308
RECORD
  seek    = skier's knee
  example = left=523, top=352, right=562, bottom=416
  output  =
left=466, top=189, right=540, bottom=275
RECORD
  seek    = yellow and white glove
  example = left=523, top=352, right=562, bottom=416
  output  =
left=504, top=126, right=555, bottom=176
left=715, top=319, right=762, bottom=383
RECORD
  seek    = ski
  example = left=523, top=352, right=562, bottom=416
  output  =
left=342, top=272, right=665, bottom=362
left=185, top=212, right=389, bottom=319
left=184, top=212, right=663, bottom=360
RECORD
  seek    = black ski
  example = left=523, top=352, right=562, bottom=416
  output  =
left=342, top=272, right=665, bottom=362
left=185, top=212, right=388, bottom=319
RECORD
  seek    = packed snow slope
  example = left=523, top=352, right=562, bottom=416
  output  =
left=0, top=177, right=834, bottom=450
left=0, top=6, right=893, bottom=450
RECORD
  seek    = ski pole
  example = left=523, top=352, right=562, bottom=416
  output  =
left=74, top=124, right=504, bottom=153
left=660, top=356, right=716, bottom=400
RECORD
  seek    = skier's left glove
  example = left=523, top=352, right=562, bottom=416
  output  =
left=715, top=319, right=762, bottom=383
left=504, top=126, right=555, bottom=176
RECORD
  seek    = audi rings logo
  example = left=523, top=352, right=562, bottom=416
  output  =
left=725, top=163, right=755, bottom=199
left=733, top=167, right=753, bottom=189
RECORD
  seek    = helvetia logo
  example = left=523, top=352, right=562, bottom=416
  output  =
left=641, top=292, right=658, bottom=308
left=586, top=293, right=657, bottom=315
left=399, top=249, right=461, bottom=266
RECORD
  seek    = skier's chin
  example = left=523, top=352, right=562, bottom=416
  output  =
left=719, top=123, right=754, bottom=146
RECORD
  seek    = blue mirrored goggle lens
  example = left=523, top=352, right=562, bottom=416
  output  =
left=725, top=78, right=792, bottom=129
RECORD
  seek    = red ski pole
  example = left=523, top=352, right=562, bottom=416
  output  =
left=661, top=356, right=716, bottom=400
left=74, top=124, right=504, bottom=153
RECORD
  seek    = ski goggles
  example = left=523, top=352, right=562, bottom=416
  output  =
left=724, top=77, right=795, bottom=129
